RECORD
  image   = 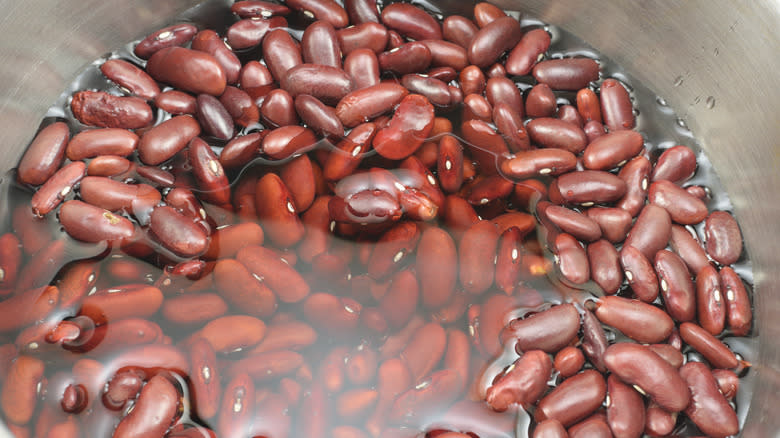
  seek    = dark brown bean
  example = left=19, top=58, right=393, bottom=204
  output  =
left=606, top=374, right=645, bottom=438
left=502, top=303, right=580, bottom=354
left=67, top=128, right=138, bottom=161
left=17, top=122, right=70, bottom=186
left=679, top=322, right=738, bottom=369
left=533, top=58, right=600, bottom=91
left=336, top=83, right=408, bottom=128
left=652, top=145, right=697, bottom=184
left=468, top=16, right=523, bottom=68
left=648, top=180, right=708, bottom=225
left=493, top=103, right=530, bottom=153
left=378, top=42, right=432, bottom=76
left=583, top=130, right=644, bottom=170
left=576, top=88, right=602, bottom=123
left=226, top=16, right=288, bottom=50
left=535, top=370, right=606, bottom=427
left=149, top=205, right=210, bottom=257
left=263, top=29, right=303, bottom=82
left=600, top=78, right=635, bottom=131
left=295, top=94, right=344, bottom=139
left=581, top=309, right=608, bottom=372
left=137, top=115, right=201, bottom=165
left=500, top=149, right=577, bottom=181
left=679, top=361, right=739, bottom=437
left=719, top=266, right=752, bottom=336
left=155, top=90, right=197, bottom=115
left=669, top=224, right=710, bottom=275
left=616, top=155, right=652, bottom=217
left=79, top=177, right=161, bottom=220
left=70, top=91, right=153, bottom=129
left=623, top=204, right=672, bottom=260
left=282, top=64, right=353, bottom=106
left=59, top=200, right=135, bottom=243
left=654, top=249, right=696, bottom=321
left=337, top=22, right=389, bottom=55
left=134, top=23, right=198, bottom=59
left=146, top=47, right=227, bottom=96
left=459, top=65, right=486, bottom=96
left=506, top=28, right=551, bottom=76
left=442, top=15, right=478, bottom=48
left=697, top=265, right=726, bottom=335
left=594, top=296, right=674, bottom=343
left=527, top=118, right=588, bottom=154
left=585, top=207, right=632, bottom=243
left=262, top=125, right=317, bottom=160
left=302, top=21, right=342, bottom=68
left=486, top=350, right=552, bottom=411
left=704, top=211, right=743, bottom=265
left=587, top=239, right=622, bottom=294
left=619, top=245, right=659, bottom=302
left=381, top=2, right=442, bottom=41
left=526, top=84, right=557, bottom=118
left=550, top=170, right=627, bottom=206
left=196, top=94, right=235, bottom=140
left=286, top=0, right=348, bottom=28
left=219, top=86, right=260, bottom=128
left=30, top=161, right=85, bottom=217
left=344, top=49, right=380, bottom=90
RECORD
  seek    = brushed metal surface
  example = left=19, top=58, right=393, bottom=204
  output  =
left=0, top=0, right=778, bottom=436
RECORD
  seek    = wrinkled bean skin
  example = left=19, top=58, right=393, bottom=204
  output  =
left=486, top=350, right=551, bottom=411
left=712, top=369, right=739, bottom=400
left=550, top=170, right=627, bottom=206
left=100, top=58, right=160, bottom=100
left=623, top=204, right=672, bottom=260
left=533, top=58, right=599, bottom=91
left=648, top=180, right=708, bottom=225
left=146, top=47, right=227, bottom=96
left=337, top=83, right=409, bottom=128
left=679, top=322, right=738, bottom=369
left=587, top=239, right=622, bottom=294
left=113, top=375, right=179, bottom=438
left=583, top=130, right=643, bottom=170
left=71, top=91, right=153, bottom=129
left=337, top=22, right=389, bottom=55
left=697, top=265, right=726, bottom=335
left=704, top=211, right=743, bottom=265
left=502, top=303, right=580, bottom=354
left=138, top=115, right=201, bottom=165
left=534, top=370, right=606, bottom=427
left=606, top=374, right=645, bottom=438
left=282, top=64, right=353, bottom=106
left=619, top=245, right=659, bottom=302
left=17, top=122, right=70, bottom=186
left=595, top=296, right=673, bottom=343
left=652, top=145, right=697, bottom=184
left=59, top=200, right=135, bottom=243
left=680, top=362, right=739, bottom=437
left=30, top=161, right=86, bottom=217
left=134, top=23, right=198, bottom=59
left=600, top=78, right=635, bottom=131
left=654, top=250, right=696, bottom=321
left=603, top=343, right=690, bottom=412
left=381, top=3, right=442, bottom=41
left=719, top=266, right=752, bottom=336
left=616, top=156, right=652, bottom=217
left=468, top=16, right=523, bottom=68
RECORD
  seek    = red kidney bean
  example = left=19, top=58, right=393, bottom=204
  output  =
left=162, top=293, right=228, bottom=325
left=719, top=266, right=752, bottom=336
left=576, top=88, right=602, bottom=122
left=583, top=130, right=643, bottom=170
left=295, top=94, right=345, bottom=139
left=526, top=84, right=557, bottom=118
left=553, top=233, right=590, bottom=285
left=67, top=128, right=138, bottom=161
left=100, top=58, right=160, bottom=100
left=585, top=207, right=631, bottom=244
left=189, top=137, right=230, bottom=205
left=462, top=93, right=492, bottom=122
left=605, top=374, right=645, bottom=438
left=337, top=388, right=378, bottom=421
left=78, top=284, right=161, bottom=326
left=0, top=355, right=44, bottom=425
left=17, top=122, right=70, bottom=186
left=397, top=321, right=446, bottom=384
left=219, top=133, right=263, bottom=170
left=194, top=315, right=266, bottom=353
left=603, top=343, right=690, bottom=412
left=458, top=220, right=499, bottom=294
left=136, top=165, right=175, bottom=188
left=262, top=125, right=317, bottom=160
left=546, top=205, right=603, bottom=242
left=460, top=119, right=511, bottom=175
left=134, top=23, right=198, bottom=59
left=533, top=58, right=600, bottom=91
left=191, top=30, right=241, bottom=84
left=367, top=221, right=421, bottom=279
left=527, top=118, right=588, bottom=154
left=213, top=258, right=276, bottom=317
left=505, top=28, right=551, bottom=76
left=377, top=269, right=417, bottom=329
left=615, top=155, right=651, bottom=217
left=459, top=65, right=486, bottom=96
left=102, top=368, right=145, bottom=411
left=679, top=322, right=738, bottom=369
left=467, top=175, right=513, bottom=206
left=468, top=16, right=522, bottom=68
left=685, top=184, right=708, bottom=200
left=652, top=145, right=697, bottom=184
left=493, top=227, right=524, bottom=294
left=550, top=170, right=627, bottom=206
left=567, top=414, right=612, bottom=438
left=473, top=2, right=506, bottom=27
left=248, top=320, right=317, bottom=355
left=154, top=90, right=197, bottom=115
left=227, top=350, right=303, bottom=382
left=648, top=180, right=708, bottom=225
left=704, top=211, right=743, bottom=265
left=644, top=400, right=677, bottom=436
left=697, top=265, right=726, bottom=335
left=79, top=177, right=161, bottom=219
left=646, top=343, right=684, bottom=369
left=259, top=28, right=301, bottom=81
left=59, top=200, right=135, bottom=243
left=378, top=41, right=433, bottom=76
left=533, top=419, right=568, bottom=438
left=336, top=83, right=408, bottom=128
left=712, top=369, right=739, bottom=399
left=137, top=115, right=201, bottom=165
left=149, top=205, right=210, bottom=257
left=381, top=2, right=442, bottom=41
left=0, top=233, right=21, bottom=288
left=70, top=90, right=153, bottom=129
left=587, top=239, right=622, bottom=294
left=365, top=358, right=411, bottom=436
left=196, top=94, right=235, bottom=140
left=500, top=148, right=577, bottom=181
left=416, top=227, right=457, bottom=309
left=654, top=249, right=696, bottom=321
left=323, top=124, right=376, bottom=182
left=228, top=16, right=288, bottom=50
left=600, top=78, right=635, bottom=131
left=679, top=361, right=739, bottom=437
left=436, top=135, right=464, bottom=193
left=253, top=172, right=305, bottom=246
left=280, top=154, right=316, bottom=212
left=619, top=245, right=659, bottom=302
left=442, top=195, right=480, bottom=237
left=282, top=63, right=353, bottom=106
left=373, top=94, right=435, bottom=160
left=337, top=22, right=389, bottom=55
left=260, top=89, right=299, bottom=128
left=146, top=47, right=226, bottom=96
left=216, top=373, right=255, bottom=437
left=287, top=0, right=348, bottom=28
left=493, top=102, right=530, bottom=152
left=580, top=309, right=608, bottom=372
left=557, top=105, right=584, bottom=127
left=486, top=76, right=523, bottom=110
left=442, top=15, right=478, bottom=48
left=60, top=383, right=88, bottom=415
left=390, top=368, right=463, bottom=424
left=237, top=245, right=310, bottom=303
left=0, top=286, right=58, bottom=335
left=15, top=238, right=66, bottom=292
left=345, top=345, right=379, bottom=386
left=534, top=370, right=606, bottom=427
left=554, top=346, right=585, bottom=378
left=344, top=0, right=379, bottom=24
left=623, top=204, right=672, bottom=260
left=595, top=296, right=674, bottom=343
left=231, top=1, right=291, bottom=18
left=219, top=86, right=260, bottom=128
left=401, top=74, right=451, bottom=107
left=30, top=161, right=85, bottom=216
left=486, top=350, right=551, bottom=411
left=344, top=49, right=380, bottom=91
left=502, top=303, right=580, bottom=354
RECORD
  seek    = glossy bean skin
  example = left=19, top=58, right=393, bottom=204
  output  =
left=230, top=1, right=291, bottom=18
left=532, top=58, right=600, bottom=91
left=401, top=74, right=451, bottom=107
left=623, top=204, right=672, bottom=260
left=502, top=303, right=580, bottom=354
left=213, top=258, right=276, bottom=317
left=460, top=119, right=510, bottom=175
left=712, top=369, right=739, bottom=399
left=679, top=361, right=739, bottom=437
left=654, top=249, right=696, bottom=321
left=468, top=16, right=523, bottom=68
left=600, top=78, right=635, bottom=131
left=594, top=296, right=673, bottom=343
left=134, top=23, right=198, bottom=59
left=420, top=39, right=469, bottom=71
left=545, top=205, right=602, bottom=242
left=378, top=42, right=433, bottom=75
left=581, top=309, right=608, bottom=372
left=704, top=211, right=743, bottom=265
left=416, top=227, right=457, bottom=309
left=70, top=91, right=153, bottom=129
left=262, top=125, right=317, bottom=160
left=162, top=293, right=228, bottom=325
left=442, top=15, right=478, bottom=49
left=79, top=284, right=162, bottom=326
left=67, top=128, right=138, bottom=161
left=146, top=47, right=227, bottom=96
left=286, top=0, right=348, bottom=28
left=493, top=102, right=531, bottom=152
left=254, top=173, right=305, bottom=247
left=137, top=115, right=201, bottom=165
left=616, top=156, right=652, bottom=217
left=603, top=343, right=690, bottom=412
left=100, top=58, right=160, bottom=100
left=219, top=86, right=260, bottom=128
left=282, top=64, right=352, bottom=106
left=336, top=83, right=409, bottom=128
left=501, top=149, right=577, bottom=180
left=381, top=3, right=442, bottom=41
left=79, top=177, right=161, bottom=219
left=59, top=200, right=135, bottom=243
left=651, top=145, right=697, bottom=184
left=237, top=245, right=310, bottom=303
left=697, top=265, right=726, bottom=335
left=262, top=29, right=303, bottom=82
left=679, top=322, right=738, bottom=369
left=17, top=122, right=70, bottom=186
left=373, top=94, right=435, bottom=160
left=337, top=22, right=389, bottom=55
left=0, top=234, right=21, bottom=288
left=154, top=90, right=198, bottom=115
left=219, top=133, right=263, bottom=170
left=533, top=419, right=569, bottom=438
left=583, top=130, right=644, bottom=170
left=0, top=355, right=45, bottom=425
left=587, top=239, right=622, bottom=294
left=113, top=375, right=179, bottom=438
left=30, top=161, right=86, bottom=216
left=458, top=220, right=500, bottom=294
left=550, top=170, right=627, bottom=206
left=226, top=16, right=288, bottom=50
left=295, top=94, right=345, bottom=139
left=534, top=370, right=606, bottom=427
left=506, top=28, right=551, bottom=76
left=526, top=84, right=557, bottom=118
left=196, top=94, right=235, bottom=140
left=437, top=135, right=465, bottom=193
left=344, top=49, right=380, bottom=91
left=648, top=180, right=708, bottom=225
left=486, top=350, right=551, bottom=411
left=345, top=0, right=379, bottom=24
left=606, top=374, right=645, bottom=438
left=619, top=245, right=659, bottom=302
left=217, top=373, right=255, bottom=437
left=719, top=266, right=752, bottom=336
left=261, top=89, right=299, bottom=128
left=576, top=88, right=602, bottom=123
left=189, top=137, right=230, bottom=205
left=585, top=207, right=632, bottom=244
left=553, top=233, right=590, bottom=285
left=554, top=347, right=585, bottom=378
left=148, top=205, right=210, bottom=257
left=527, top=118, right=588, bottom=154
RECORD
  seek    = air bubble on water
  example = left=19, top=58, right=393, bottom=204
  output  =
left=676, top=117, right=688, bottom=129
left=674, top=76, right=684, bottom=87
left=706, top=96, right=716, bottom=109
left=656, top=96, right=668, bottom=106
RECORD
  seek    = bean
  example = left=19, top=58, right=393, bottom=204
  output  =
left=652, top=145, right=697, bottom=184
left=102, top=368, right=145, bottom=411
left=100, top=59, right=160, bottom=100
left=230, top=1, right=291, bottom=18
left=137, top=115, right=201, bottom=165
left=605, top=374, right=645, bottom=438
left=146, top=47, right=227, bottom=96
left=381, top=3, right=442, bottom=41
left=442, top=15, right=478, bottom=49
left=161, top=293, right=228, bottom=325
left=262, top=125, right=317, bottom=161
left=506, top=28, right=551, bottom=76
left=669, top=224, right=711, bottom=275
left=704, top=211, right=743, bottom=265
left=623, top=204, right=672, bottom=260
left=366, top=358, right=411, bottom=435
left=594, top=296, right=673, bottom=343
left=557, top=105, right=584, bottom=127
left=295, top=94, right=345, bottom=139
left=646, top=344, right=684, bottom=369
left=323, top=124, right=376, bottom=182
left=501, top=149, right=577, bottom=181
left=336, top=83, right=409, bottom=128
left=70, top=91, right=153, bottom=129
left=463, top=93, right=493, bottom=122
left=603, top=343, right=690, bottom=412
left=148, top=205, right=209, bottom=257
left=136, top=165, right=175, bottom=187
left=67, top=128, right=138, bottom=161
left=163, top=188, right=212, bottom=234
left=336, top=389, right=378, bottom=421
left=260, top=89, right=298, bottom=128
left=644, top=401, right=676, bottom=436
left=654, top=249, right=696, bottom=321
left=619, top=245, right=659, bottom=302
left=219, top=86, right=260, bottom=128
left=587, top=239, right=622, bottom=294
left=697, top=265, right=726, bottom=335
left=188, top=137, right=230, bottom=205
left=526, top=84, right=557, bottom=118
left=416, top=227, right=457, bottom=309
left=468, top=16, right=522, bottom=68
left=17, top=122, right=70, bottom=186
left=282, top=64, right=352, bottom=106
left=648, top=180, right=708, bottom=225
left=134, top=23, right=198, bottom=59
left=583, top=130, right=644, bottom=170
left=227, top=16, right=288, bottom=50
left=389, top=368, right=463, bottom=423
left=378, top=41, right=433, bottom=75
left=533, top=58, right=600, bottom=91
left=535, top=370, right=606, bottom=427
left=59, top=200, right=135, bottom=244
left=487, top=350, right=551, bottom=411
left=458, top=65, right=485, bottom=96
left=533, top=419, right=568, bottom=438
left=460, top=119, right=511, bottom=175
left=493, top=227, right=524, bottom=294
left=502, top=303, right=580, bottom=354
left=579, top=311, right=606, bottom=373
left=712, top=369, right=740, bottom=399
left=345, top=0, right=380, bottom=24
left=679, top=322, right=738, bottom=369
left=237, top=245, right=310, bottom=303
left=554, top=347, right=585, bottom=378
left=576, top=88, right=602, bottom=123
left=213, top=258, right=276, bottom=317
left=582, top=120, right=606, bottom=143
left=719, top=266, right=752, bottom=336
left=550, top=170, right=627, bottom=206
left=527, top=118, right=589, bottom=154
left=30, top=161, right=85, bottom=216
left=553, top=233, right=590, bottom=285
left=0, top=355, right=44, bottom=425
left=401, top=74, right=451, bottom=107
left=0, top=234, right=21, bottom=288
left=337, top=22, right=389, bottom=55
left=584, top=208, right=630, bottom=244
left=344, top=49, right=380, bottom=91
left=78, top=284, right=162, bottom=325
left=679, top=361, right=739, bottom=437
left=79, top=177, right=160, bottom=221
left=456, top=220, right=498, bottom=294
left=248, top=321, right=316, bottom=355
left=217, top=373, right=255, bottom=437
left=195, top=94, right=234, bottom=140
left=373, top=94, right=435, bottom=160
left=546, top=205, right=603, bottom=242
left=600, top=78, right=635, bottom=131
left=494, top=102, right=531, bottom=152
left=286, top=0, right=348, bottom=28
left=567, top=414, right=611, bottom=438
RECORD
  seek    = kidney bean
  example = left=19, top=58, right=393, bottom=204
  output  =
left=467, top=175, right=514, bottom=206
left=213, top=258, right=276, bottom=317
left=336, top=388, right=378, bottom=421
left=252, top=173, right=305, bottom=246
left=580, top=121, right=605, bottom=144
left=0, top=234, right=21, bottom=288
left=653, top=249, right=696, bottom=321
left=492, top=104, right=529, bottom=153
left=160, top=293, right=226, bottom=326
left=587, top=240, right=622, bottom=294
left=526, top=84, right=557, bottom=118
left=195, top=94, right=234, bottom=140
left=486, top=350, right=551, bottom=412
left=337, top=22, right=389, bottom=56
left=582, top=130, right=643, bottom=171
left=680, top=361, right=739, bottom=437
left=17, top=122, right=70, bottom=186
left=604, top=374, right=645, bottom=438
left=390, top=368, right=463, bottom=424
left=219, top=133, right=263, bottom=170
left=66, top=128, right=138, bottom=162
left=100, top=58, right=160, bottom=101
left=336, top=83, right=408, bottom=128
left=574, top=87, right=602, bottom=123
left=214, top=372, right=255, bottom=437
left=218, top=87, right=258, bottom=128
left=413, top=227, right=457, bottom=309
left=642, top=401, right=676, bottom=437
left=557, top=105, right=584, bottom=128
left=553, top=346, right=584, bottom=378
left=237, top=245, right=310, bottom=302
left=279, top=156, right=316, bottom=213
left=575, top=310, right=607, bottom=374
left=136, top=165, right=175, bottom=188
left=257, top=28, right=301, bottom=81
left=534, top=370, right=606, bottom=427
left=527, top=118, right=588, bottom=154
left=618, top=245, right=659, bottom=302
left=365, top=358, right=411, bottom=436
left=599, top=78, right=635, bottom=131
left=190, top=30, right=241, bottom=85
left=381, top=2, right=442, bottom=41
left=533, top=419, right=568, bottom=438
left=378, top=42, right=433, bottom=76
left=644, top=344, right=684, bottom=369
left=247, top=320, right=316, bottom=355
left=553, top=233, right=590, bottom=285
left=567, top=414, right=612, bottom=438
left=14, top=239, right=66, bottom=293
left=0, top=355, right=44, bottom=425
left=375, top=269, right=417, bottom=329
left=460, top=119, right=511, bottom=175
left=594, top=296, right=673, bottom=343
left=134, top=23, right=198, bottom=59
left=70, top=90, right=153, bottom=129
left=500, top=149, right=577, bottom=182
left=77, top=285, right=160, bottom=326
left=323, top=126, right=375, bottom=183
left=492, top=227, right=524, bottom=294
left=502, top=28, right=550, bottom=76
left=79, top=177, right=160, bottom=222
left=457, top=65, right=485, bottom=97
left=29, top=161, right=84, bottom=216
left=442, top=15, right=478, bottom=48
left=138, top=115, right=201, bottom=165
left=717, top=267, right=752, bottom=337
left=259, top=89, right=299, bottom=128
left=711, top=369, right=739, bottom=399
left=679, top=322, right=738, bottom=370
left=461, top=93, right=492, bottom=122
left=164, top=188, right=212, bottom=234
left=468, top=16, right=522, bottom=68
left=547, top=205, right=604, bottom=242
left=290, top=0, right=349, bottom=27
left=367, top=221, right=420, bottom=279
left=343, top=49, right=380, bottom=92
left=102, top=368, right=144, bottom=410
left=188, top=138, right=230, bottom=205
left=372, top=94, right=435, bottom=160
left=294, top=95, right=344, bottom=140
left=604, top=343, right=690, bottom=412
left=152, top=91, right=194, bottom=116
left=231, top=1, right=291, bottom=18
left=193, top=315, right=266, bottom=354
left=456, top=220, right=498, bottom=294
left=58, top=200, right=135, bottom=244
left=432, top=136, right=463, bottom=194
left=501, top=303, right=580, bottom=354
left=343, top=0, right=379, bottom=24
left=472, top=2, right=507, bottom=27
left=264, top=126, right=318, bottom=163
left=397, top=321, right=446, bottom=384
left=146, top=46, right=227, bottom=96
left=533, top=58, right=599, bottom=91
left=612, top=155, right=650, bottom=217
left=147, top=205, right=209, bottom=257
left=399, top=74, right=449, bottom=107
left=623, top=204, right=672, bottom=260
left=648, top=180, right=708, bottom=225
left=652, top=145, right=697, bottom=184
left=550, top=170, right=627, bottom=207
left=227, top=16, right=287, bottom=50
left=695, top=265, right=726, bottom=335
left=584, top=207, right=631, bottom=244
left=282, top=64, right=353, bottom=107
left=704, top=210, right=743, bottom=265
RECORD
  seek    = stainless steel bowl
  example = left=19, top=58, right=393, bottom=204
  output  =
left=1, top=0, right=778, bottom=436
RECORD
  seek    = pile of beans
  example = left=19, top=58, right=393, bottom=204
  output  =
left=0, top=0, right=753, bottom=437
